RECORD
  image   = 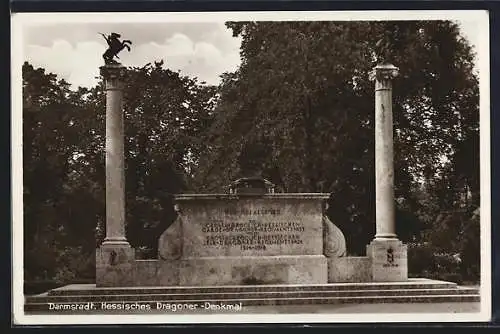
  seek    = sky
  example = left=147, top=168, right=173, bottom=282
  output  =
left=22, top=22, right=242, bottom=88
left=17, top=13, right=484, bottom=89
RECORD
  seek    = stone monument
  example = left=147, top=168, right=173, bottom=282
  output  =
left=24, top=40, right=481, bottom=313
left=157, top=179, right=332, bottom=286
left=94, top=42, right=406, bottom=286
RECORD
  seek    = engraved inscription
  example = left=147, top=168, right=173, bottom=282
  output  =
left=202, top=221, right=305, bottom=233
left=204, top=233, right=303, bottom=247
left=222, top=208, right=281, bottom=215
left=201, top=208, right=305, bottom=251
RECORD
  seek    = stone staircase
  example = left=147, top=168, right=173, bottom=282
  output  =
left=24, top=278, right=480, bottom=313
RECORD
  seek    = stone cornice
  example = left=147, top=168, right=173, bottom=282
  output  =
left=174, top=193, right=331, bottom=201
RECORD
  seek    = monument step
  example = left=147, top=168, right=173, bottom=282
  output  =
left=26, top=287, right=479, bottom=304
left=46, top=279, right=458, bottom=296
left=24, top=294, right=480, bottom=312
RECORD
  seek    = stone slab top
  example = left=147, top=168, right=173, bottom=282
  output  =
left=173, top=193, right=331, bottom=201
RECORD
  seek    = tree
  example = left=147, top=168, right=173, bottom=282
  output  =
left=23, top=60, right=219, bottom=282
left=193, top=21, right=479, bottom=257
left=120, top=61, right=218, bottom=254
left=23, top=62, right=100, bottom=281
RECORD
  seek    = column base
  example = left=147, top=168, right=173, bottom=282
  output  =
left=96, top=242, right=135, bottom=287
left=102, top=238, right=130, bottom=246
left=374, top=233, right=398, bottom=239
left=366, top=238, right=408, bottom=282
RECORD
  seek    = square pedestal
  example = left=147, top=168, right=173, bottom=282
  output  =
left=178, top=255, right=327, bottom=286
left=366, top=239, right=408, bottom=282
left=96, top=242, right=136, bottom=287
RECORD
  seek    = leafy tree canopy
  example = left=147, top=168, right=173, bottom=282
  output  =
left=192, top=21, right=479, bottom=255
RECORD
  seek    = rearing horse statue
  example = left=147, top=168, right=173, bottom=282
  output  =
left=100, top=32, right=132, bottom=64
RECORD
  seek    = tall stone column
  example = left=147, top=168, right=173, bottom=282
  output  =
left=372, top=64, right=398, bottom=239
left=101, top=63, right=128, bottom=245
left=366, top=64, right=407, bottom=282
left=96, top=63, right=135, bottom=287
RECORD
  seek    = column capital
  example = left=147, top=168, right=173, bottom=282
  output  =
left=100, top=63, right=126, bottom=90
left=369, top=64, right=399, bottom=83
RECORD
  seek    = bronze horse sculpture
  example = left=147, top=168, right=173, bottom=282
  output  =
left=100, top=32, right=132, bottom=64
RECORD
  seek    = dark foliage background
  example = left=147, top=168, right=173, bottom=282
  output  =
left=22, top=20, right=480, bottom=293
